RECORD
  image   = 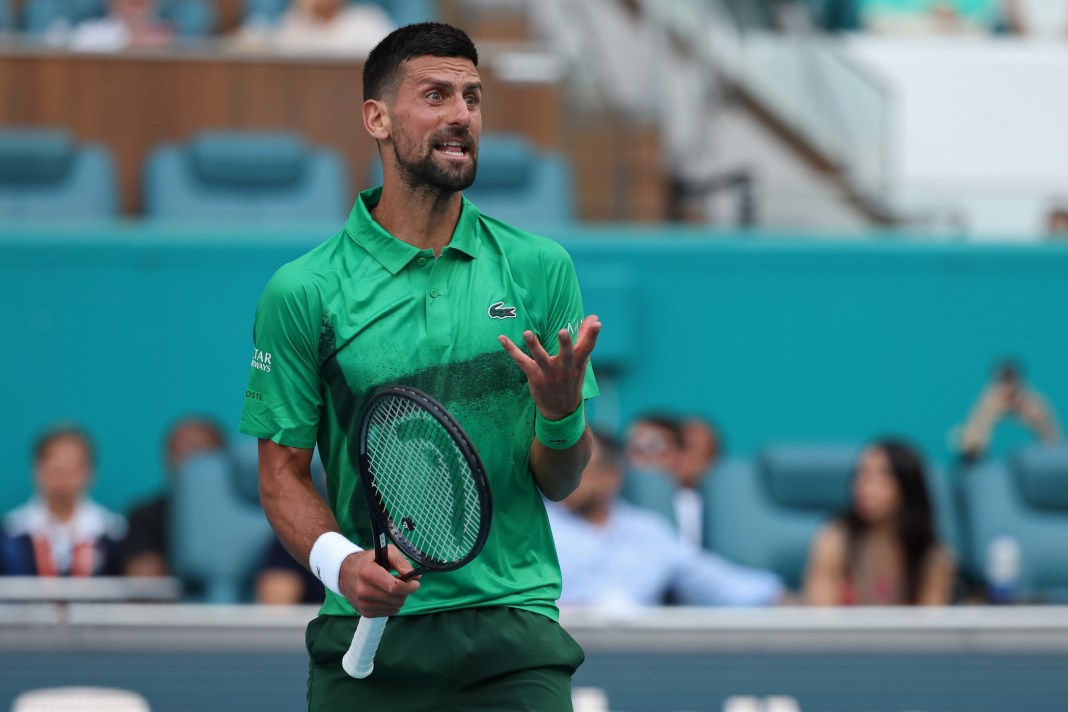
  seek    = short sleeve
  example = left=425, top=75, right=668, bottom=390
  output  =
left=541, top=248, right=599, bottom=401
left=239, top=267, right=324, bottom=448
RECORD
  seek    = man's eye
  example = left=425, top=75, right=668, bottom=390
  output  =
left=428, top=91, right=443, bottom=101
left=465, top=95, right=479, bottom=107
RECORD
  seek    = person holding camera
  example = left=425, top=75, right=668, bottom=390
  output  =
left=956, top=360, right=1062, bottom=465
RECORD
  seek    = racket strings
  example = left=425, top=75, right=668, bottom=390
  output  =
left=366, top=396, right=482, bottom=565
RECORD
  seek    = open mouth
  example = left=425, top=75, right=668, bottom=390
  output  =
left=434, top=140, right=468, bottom=159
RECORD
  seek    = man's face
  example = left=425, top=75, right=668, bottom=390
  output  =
left=111, top=0, right=155, bottom=26
left=386, top=55, right=482, bottom=195
left=625, top=422, right=680, bottom=473
left=167, top=422, right=224, bottom=475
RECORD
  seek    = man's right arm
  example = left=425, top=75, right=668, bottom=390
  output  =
left=257, top=439, right=418, bottom=617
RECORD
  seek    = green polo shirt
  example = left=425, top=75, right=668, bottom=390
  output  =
left=240, top=187, right=598, bottom=621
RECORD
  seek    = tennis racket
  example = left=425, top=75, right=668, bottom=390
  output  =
left=341, top=385, right=492, bottom=679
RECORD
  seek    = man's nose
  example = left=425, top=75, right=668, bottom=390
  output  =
left=445, top=95, right=472, bottom=126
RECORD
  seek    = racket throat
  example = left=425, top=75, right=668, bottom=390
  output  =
left=374, top=533, right=390, bottom=569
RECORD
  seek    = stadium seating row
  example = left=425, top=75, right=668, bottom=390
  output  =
left=622, top=443, right=1068, bottom=603
left=0, top=128, right=575, bottom=228
left=0, top=0, right=436, bottom=35
left=173, top=437, right=1068, bottom=603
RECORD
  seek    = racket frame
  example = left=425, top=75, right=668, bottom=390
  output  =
left=342, top=385, right=492, bottom=680
left=356, top=385, right=492, bottom=579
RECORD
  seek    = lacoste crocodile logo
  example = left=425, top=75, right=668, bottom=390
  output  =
left=488, top=301, right=517, bottom=319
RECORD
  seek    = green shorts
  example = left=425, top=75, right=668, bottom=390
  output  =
left=305, top=606, right=585, bottom=712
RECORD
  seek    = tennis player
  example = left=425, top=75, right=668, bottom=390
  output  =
left=240, top=22, right=600, bottom=711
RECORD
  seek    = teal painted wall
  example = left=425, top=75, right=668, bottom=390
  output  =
left=2, top=227, right=1067, bottom=515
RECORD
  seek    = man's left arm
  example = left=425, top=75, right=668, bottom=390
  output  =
left=499, top=314, right=601, bottom=500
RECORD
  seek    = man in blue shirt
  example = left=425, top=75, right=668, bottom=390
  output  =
left=547, top=430, right=783, bottom=608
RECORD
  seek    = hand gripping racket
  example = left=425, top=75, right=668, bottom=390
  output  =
left=341, top=385, right=492, bottom=679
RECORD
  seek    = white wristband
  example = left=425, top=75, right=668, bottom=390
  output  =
left=308, top=532, right=362, bottom=597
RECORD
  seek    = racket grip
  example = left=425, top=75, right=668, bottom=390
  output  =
left=342, top=615, right=389, bottom=679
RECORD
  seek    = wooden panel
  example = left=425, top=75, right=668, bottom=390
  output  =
left=0, top=46, right=666, bottom=220
left=0, top=50, right=554, bottom=213
left=567, top=113, right=668, bottom=222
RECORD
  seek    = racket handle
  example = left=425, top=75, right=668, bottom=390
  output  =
left=342, top=615, right=389, bottom=679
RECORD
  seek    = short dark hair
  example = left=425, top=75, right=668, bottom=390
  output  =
left=33, top=424, right=95, bottom=466
left=163, top=415, right=227, bottom=452
left=363, top=22, right=478, bottom=102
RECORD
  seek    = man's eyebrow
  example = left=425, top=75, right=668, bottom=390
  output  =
left=416, top=78, right=483, bottom=93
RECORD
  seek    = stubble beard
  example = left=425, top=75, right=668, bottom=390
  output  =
left=392, top=132, right=478, bottom=199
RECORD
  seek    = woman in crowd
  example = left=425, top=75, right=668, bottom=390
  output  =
left=804, top=440, right=955, bottom=605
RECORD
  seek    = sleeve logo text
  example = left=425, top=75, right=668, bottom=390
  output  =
left=251, top=348, right=273, bottom=373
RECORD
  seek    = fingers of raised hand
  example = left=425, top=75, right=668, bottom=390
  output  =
left=573, top=315, right=602, bottom=361
left=523, top=330, right=554, bottom=368
left=498, top=335, right=538, bottom=377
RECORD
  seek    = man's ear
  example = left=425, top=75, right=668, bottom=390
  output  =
left=363, top=99, right=391, bottom=142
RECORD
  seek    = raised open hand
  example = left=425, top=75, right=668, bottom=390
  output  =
left=498, top=314, right=601, bottom=420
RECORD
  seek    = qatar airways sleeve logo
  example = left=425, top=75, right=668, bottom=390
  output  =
left=251, top=348, right=273, bottom=373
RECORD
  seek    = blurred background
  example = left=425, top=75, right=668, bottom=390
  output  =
left=3, top=0, right=1068, bottom=710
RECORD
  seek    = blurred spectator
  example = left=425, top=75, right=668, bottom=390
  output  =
left=2, top=425, right=126, bottom=576
left=858, top=0, right=1001, bottom=35
left=1046, top=206, right=1068, bottom=236
left=255, top=535, right=325, bottom=604
left=624, top=413, right=685, bottom=474
left=672, top=416, right=723, bottom=548
left=237, top=0, right=394, bottom=55
left=803, top=440, right=955, bottom=605
left=547, top=430, right=783, bottom=609
left=1004, top=0, right=1068, bottom=37
left=123, top=416, right=226, bottom=577
left=0, top=531, right=34, bottom=575
left=69, top=0, right=174, bottom=51
left=955, top=360, right=1061, bottom=465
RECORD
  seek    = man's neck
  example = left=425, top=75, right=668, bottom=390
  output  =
left=372, top=181, right=463, bottom=257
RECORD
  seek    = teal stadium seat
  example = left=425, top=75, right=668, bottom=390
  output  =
left=170, top=435, right=328, bottom=602
left=143, top=131, right=350, bottom=224
left=369, top=132, right=576, bottom=231
left=964, top=445, right=1068, bottom=602
left=620, top=469, right=678, bottom=527
left=242, top=0, right=436, bottom=29
left=242, top=0, right=287, bottom=25
left=711, top=445, right=858, bottom=588
left=379, top=0, right=437, bottom=26
left=159, top=0, right=216, bottom=37
left=710, top=444, right=963, bottom=590
left=0, top=128, right=118, bottom=222
left=23, top=0, right=213, bottom=35
left=23, top=0, right=100, bottom=34
left=170, top=437, right=273, bottom=602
